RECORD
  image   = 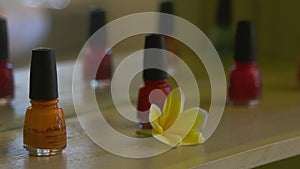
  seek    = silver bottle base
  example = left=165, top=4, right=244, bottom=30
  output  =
left=90, top=79, right=111, bottom=89
left=0, top=96, right=13, bottom=106
left=227, top=99, right=260, bottom=106
left=24, top=144, right=64, bottom=156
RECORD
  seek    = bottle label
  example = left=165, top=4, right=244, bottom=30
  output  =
left=24, top=128, right=66, bottom=149
left=24, top=110, right=66, bottom=149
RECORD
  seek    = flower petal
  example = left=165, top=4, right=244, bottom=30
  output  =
left=149, top=104, right=164, bottom=133
left=182, top=132, right=205, bottom=145
left=182, top=108, right=208, bottom=145
left=166, top=107, right=199, bottom=137
left=190, top=108, right=208, bottom=132
left=161, top=88, right=185, bottom=129
left=152, top=130, right=182, bottom=147
left=147, top=87, right=208, bottom=147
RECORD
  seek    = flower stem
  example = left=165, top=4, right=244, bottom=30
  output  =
left=136, top=130, right=152, bottom=137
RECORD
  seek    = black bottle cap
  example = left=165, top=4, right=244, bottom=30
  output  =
left=159, top=1, right=174, bottom=34
left=216, top=0, right=232, bottom=27
left=234, top=21, right=256, bottom=62
left=89, top=8, right=106, bottom=36
left=0, top=17, right=8, bottom=60
left=29, top=48, right=58, bottom=100
left=143, top=34, right=168, bottom=80
left=160, top=1, right=174, bottom=14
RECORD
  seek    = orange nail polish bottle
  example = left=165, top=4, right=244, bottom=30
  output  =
left=23, top=48, right=66, bottom=156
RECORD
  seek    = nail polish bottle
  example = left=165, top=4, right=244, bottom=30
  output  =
left=137, top=34, right=172, bottom=129
left=211, top=0, right=233, bottom=57
left=24, top=48, right=66, bottom=156
left=83, top=8, right=112, bottom=89
left=298, top=59, right=300, bottom=85
left=228, top=21, right=262, bottom=106
left=0, top=17, right=14, bottom=105
left=159, top=1, right=177, bottom=54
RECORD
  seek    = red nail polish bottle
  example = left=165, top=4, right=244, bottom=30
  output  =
left=228, top=21, right=262, bottom=106
left=137, top=34, right=172, bottom=129
left=83, top=8, right=112, bottom=89
left=0, top=17, right=14, bottom=105
left=159, top=1, right=177, bottom=53
left=159, top=1, right=178, bottom=74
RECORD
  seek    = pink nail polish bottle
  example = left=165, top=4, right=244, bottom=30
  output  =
left=228, top=21, right=262, bottom=106
left=0, top=17, right=14, bottom=105
left=137, top=34, right=172, bottom=129
left=83, top=8, right=112, bottom=89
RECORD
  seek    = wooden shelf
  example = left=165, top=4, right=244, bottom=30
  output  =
left=1, top=60, right=300, bottom=169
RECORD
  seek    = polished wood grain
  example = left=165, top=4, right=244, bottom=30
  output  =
left=1, top=58, right=300, bottom=168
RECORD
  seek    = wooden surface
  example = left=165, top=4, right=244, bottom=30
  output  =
left=1, top=59, right=300, bottom=169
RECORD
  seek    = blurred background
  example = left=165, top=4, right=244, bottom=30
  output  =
left=0, top=0, right=299, bottom=68
left=0, top=1, right=299, bottom=168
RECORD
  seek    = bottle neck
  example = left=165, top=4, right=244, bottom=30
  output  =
left=144, top=79, right=168, bottom=86
left=30, top=99, right=59, bottom=107
left=89, top=46, right=111, bottom=55
left=235, top=61, right=256, bottom=69
left=0, top=59, right=7, bottom=66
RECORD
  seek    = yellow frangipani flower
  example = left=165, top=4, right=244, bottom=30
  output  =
left=149, top=88, right=208, bottom=147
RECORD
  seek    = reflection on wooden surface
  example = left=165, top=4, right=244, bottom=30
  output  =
left=0, top=58, right=300, bottom=168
